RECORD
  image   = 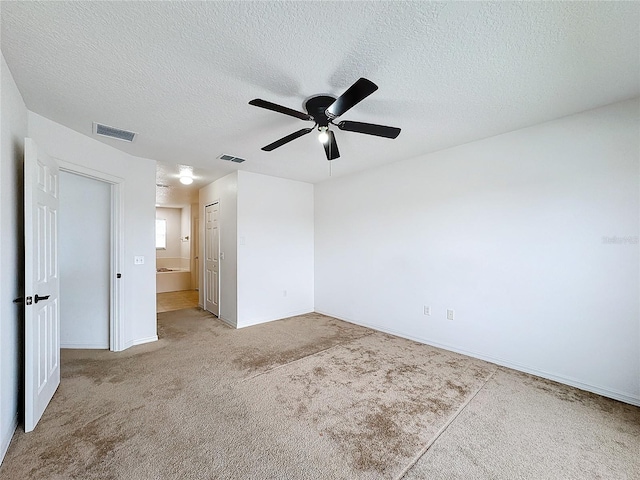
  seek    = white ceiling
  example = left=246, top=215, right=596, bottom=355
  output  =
left=2, top=1, right=638, bottom=206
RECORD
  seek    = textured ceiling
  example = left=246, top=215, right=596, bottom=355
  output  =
left=2, top=1, right=639, bottom=205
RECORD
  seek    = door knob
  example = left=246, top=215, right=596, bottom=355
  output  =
left=34, top=294, right=50, bottom=304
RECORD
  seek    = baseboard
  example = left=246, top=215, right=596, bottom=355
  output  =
left=1, top=414, right=18, bottom=467
left=60, top=342, right=109, bottom=349
left=237, top=308, right=314, bottom=329
left=132, top=335, right=158, bottom=346
left=218, top=315, right=236, bottom=328
left=315, top=309, right=640, bottom=407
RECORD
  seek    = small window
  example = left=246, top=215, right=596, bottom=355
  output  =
left=156, top=219, right=167, bottom=249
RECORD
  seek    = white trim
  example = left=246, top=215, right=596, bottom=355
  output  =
left=237, top=309, right=314, bottom=329
left=315, top=309, right=640, bottom=407
left=57, top=160, right=124, bottom=184
left=218, top=315, right=236, bottom=328
left=60, top=343, right=109, bottom=349
left=110, top=182, right=124, bottom=352
left=132, top=335, right=158, bottom=346
left=0, top=415, right=17, bottom=466
left=57, top=159, right=125, bottom=352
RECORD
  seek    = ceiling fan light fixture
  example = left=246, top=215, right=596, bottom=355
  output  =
left=318, top=126, right=329, bottom=144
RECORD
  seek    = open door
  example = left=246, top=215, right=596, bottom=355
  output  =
left=24, top=138, right=60, bottom=432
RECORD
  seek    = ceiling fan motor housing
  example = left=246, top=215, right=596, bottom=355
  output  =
left=303, top=95, right=336, bottom=127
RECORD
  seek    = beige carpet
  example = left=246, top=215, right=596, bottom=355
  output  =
left=1, top=309, right=638, bottom=479
left=403, top=368, right=640, bottom=479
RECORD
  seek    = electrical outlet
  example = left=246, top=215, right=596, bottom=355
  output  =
left=447, top=309, right=455, bottom=321
left=423, top=305, right=431, bottom=316
left=134, top=255, right=144, bottom=265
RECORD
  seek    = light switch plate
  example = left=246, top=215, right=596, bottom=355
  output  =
left=134, top=256, right=145, bottom=265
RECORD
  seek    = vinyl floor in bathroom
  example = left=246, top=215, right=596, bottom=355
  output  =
left=156, top=290, right=200, bottom=313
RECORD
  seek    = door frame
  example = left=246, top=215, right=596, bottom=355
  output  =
left=58, top=160, right=125, bottom=351
left=192, top=215, right=199, bottom=291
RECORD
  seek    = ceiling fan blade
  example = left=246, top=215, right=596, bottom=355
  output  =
left=337, top=120, right=401, bottom=139
left=323, top=130, right=340, bottom=160
left=249, top=99, right=313, bottom=121
left=261, top=128, right=313, bottom=151
left=325, top=78, right=378, bottom=119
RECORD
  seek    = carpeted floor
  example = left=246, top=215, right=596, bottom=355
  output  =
left=1, top=309, right=638, bottom=479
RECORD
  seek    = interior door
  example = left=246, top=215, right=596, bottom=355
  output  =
left=204, top=203, right=219, bottom=316
left=24, top=138, right=60, bottom=432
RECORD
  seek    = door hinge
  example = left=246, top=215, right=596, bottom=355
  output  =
left=117, top=273, right=122, bottom=279
left=26, top=296, right=33, bottom=305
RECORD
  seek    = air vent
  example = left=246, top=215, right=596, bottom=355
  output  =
left=156, top=184, right=170, bottom=188
left=218, top=154, right=246, bottom=163
left=93, top=122, right=137, bottom=142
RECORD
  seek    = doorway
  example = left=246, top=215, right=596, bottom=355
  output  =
left=59, top=172, right=110, bottom=348
left=58, top=160, right=124, bottom=352
left=204, top=202, right=220, bottom=316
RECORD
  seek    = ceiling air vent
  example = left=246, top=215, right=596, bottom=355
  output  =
left=93, top=122, right=137, bottom=142
left=218, top=154, right=246, bottom=163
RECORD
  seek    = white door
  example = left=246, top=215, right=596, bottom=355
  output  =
left=204, top=203, right=219, bottom=316
left=24, top=138, right=60, bottom=432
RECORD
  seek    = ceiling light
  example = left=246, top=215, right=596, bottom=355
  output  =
left=178, top=165, right=194, bottom=185
left=318, top=127, right=329, bottom=144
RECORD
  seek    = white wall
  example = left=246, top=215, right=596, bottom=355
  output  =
left=190, top=202, right=199, bottom=290
left=315, top=99, right=640, bottom=405
left=199, top=172, right=238, bottom=326
left=237, top=171, right=314, bottom=327
left=0, top=53, right=27, bottom=465
left=59, top=171, right=110, bottom=349
left=180, top=205, right=191, bottom=261
left=156, top=207, right=182, bottom=259
left=28, top=112, right=158, bottom=348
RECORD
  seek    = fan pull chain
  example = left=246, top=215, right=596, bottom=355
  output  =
left=329, top=160, right=332, bottom=177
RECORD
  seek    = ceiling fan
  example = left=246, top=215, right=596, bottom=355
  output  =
left=248, top=78, right=401, bottom=161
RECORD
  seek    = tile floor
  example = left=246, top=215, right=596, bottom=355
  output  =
left=156, top=289, right=199, bottom=313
